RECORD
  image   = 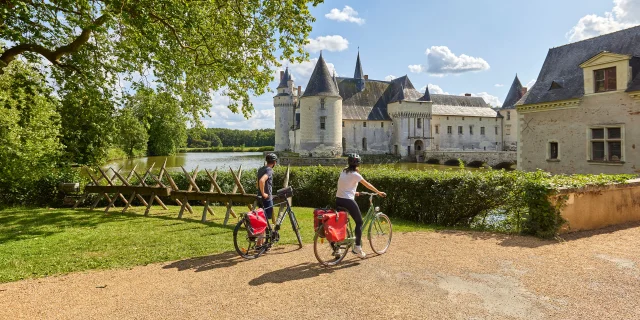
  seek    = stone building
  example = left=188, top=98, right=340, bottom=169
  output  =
left=516, top=25, right=640, bottom=174
left=275, top=52, right=503, bottom=157
left=497, top=75, right=528, bottom=151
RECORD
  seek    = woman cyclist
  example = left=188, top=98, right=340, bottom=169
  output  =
left=335, top=154, right=386, bottom=258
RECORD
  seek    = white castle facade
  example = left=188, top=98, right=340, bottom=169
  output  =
left=274, top=53, right=524, bottom=158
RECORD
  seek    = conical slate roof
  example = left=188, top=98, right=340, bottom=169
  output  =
left=418, top=85, right=432, bottom=101
left=302, top=53, right=340, bottom=97
left=501, top=74, right=524, bottom=109
left=354, top=51, right=364, bottom=79
left=277, top=67, right=291, bottom=89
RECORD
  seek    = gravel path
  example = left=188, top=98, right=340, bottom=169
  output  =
left=2, top=224, right=640, bottom=320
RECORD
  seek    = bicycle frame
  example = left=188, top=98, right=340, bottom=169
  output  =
left=333, top=193, right=380, bottom=246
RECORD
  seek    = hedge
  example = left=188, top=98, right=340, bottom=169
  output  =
left=178, top=146, right=274, bottom=153
left=3, top=165, right=633, bottom=238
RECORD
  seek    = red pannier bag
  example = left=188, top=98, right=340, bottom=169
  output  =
left=245, top=208, right=267, bottom=236
left=323, top=211, right=348, bottom=243
left=313, top=208, right=335, bottom=233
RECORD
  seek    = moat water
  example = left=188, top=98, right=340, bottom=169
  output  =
left=104, top=152, right=477, bottom=172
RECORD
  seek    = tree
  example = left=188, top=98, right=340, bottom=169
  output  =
left=128, top=88, right=186, bottom=156
left=1, top=0, right=323, bottom=120
left=116, top=107, right=148, bottom=157
left=0, top=61, right=62, bottom=187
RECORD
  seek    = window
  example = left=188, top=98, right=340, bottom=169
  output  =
left=435, top=125, right=439, bottom=134
left=469, top=126, right=473, bottom=135
left=362, top=137, right=367, bottom=151
left=447, top=126, right=452, bottom=134
left=363, top=122, right=367, bottom=127
left=458, top=126, right=463, bottom=134
left=480, top=127, right=485, bottom=135
left=505, top=125, right=511, bottom=135
left=495, top=127, right=498, bottom=135
left=590, top=127, right=622, bottom=161
left=507, top=111, right=511, bottom=120
left=479, top=117, right=482, bottom=121
left=394, top=145, right=398, bottom=155
left=342, top=121, right=345, bottom=127
left=462, top=117, right=465, bottom=120
left=594, top=67, right=616, bottom=93
left=549, top=142, right=559, bottom=160
left=320, top=98, right=325, bottom=109
left=381, top=122, right=384, bottom=128
left=320, top=116, right=326, bottom=130
left=446, top=116, right=449, bottom=120
left=417, top=118, right=422, bottom=129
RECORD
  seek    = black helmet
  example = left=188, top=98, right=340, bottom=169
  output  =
left=348, top=153, right=361, bottom=166
left=266, top=153, right=278, bottom=163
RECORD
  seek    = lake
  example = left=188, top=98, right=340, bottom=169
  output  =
left=104, top=152, right=472, bottom=172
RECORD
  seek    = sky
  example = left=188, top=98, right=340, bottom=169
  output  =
left=202, top=0, right=640, bottom=129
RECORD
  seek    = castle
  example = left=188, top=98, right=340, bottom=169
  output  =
left=274, top=52, right=522, bottom=158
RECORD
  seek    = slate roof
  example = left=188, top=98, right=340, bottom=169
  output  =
left=277, top=67, right=291, bottom=89
left=501, top=75, right=524, bottom=109
left=521, top=25, right=640, bottom=105
left=354, top=52, right=364, bottom=79
left=627, top=72, right=640, bottom=92
left=431, top=94, right=495, bottom=117
left=302, top=53, right=340, bottom=97
left=418, top=86, right=431, bottom=102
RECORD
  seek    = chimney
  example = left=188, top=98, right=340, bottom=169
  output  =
left=280, top=71, right=284, bottom=80
left=464, top=93, right=471, bottom=97
left=298, top=85, right=302, bottom=97
left=521, top=87, right=528, bottom=95
left=364, top=75, right=369, bottom=80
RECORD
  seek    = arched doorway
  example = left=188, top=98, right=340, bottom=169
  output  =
left=414, top=140, right=424, bottom=154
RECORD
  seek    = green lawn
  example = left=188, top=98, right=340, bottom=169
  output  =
left=0, top=205, right=436, bottom=283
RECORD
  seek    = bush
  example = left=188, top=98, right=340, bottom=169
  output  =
left=178, top=146, right=274, bottom=153
left=0, top=167, right=87, bottom=207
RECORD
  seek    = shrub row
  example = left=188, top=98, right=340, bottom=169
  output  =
left=3, top=164, right=633, bottom=238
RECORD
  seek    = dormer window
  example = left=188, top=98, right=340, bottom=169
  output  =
left=594, top=67, right=616, bottom=92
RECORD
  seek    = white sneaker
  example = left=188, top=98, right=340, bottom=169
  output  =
left=352, top=245, right=366, bottom=259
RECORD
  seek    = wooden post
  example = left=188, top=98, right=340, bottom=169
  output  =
left=165, top=168, right=193, bottom=214
left=223, top=166, right=242, bottom=225
left=98, top=167, right=129, bottom=206
left=145, top=192, right=155, bottom=216
left=201, top=197, right=209, bottom=222
left=86, top=169, right=112, bottom=210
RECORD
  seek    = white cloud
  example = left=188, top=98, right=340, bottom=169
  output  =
left=279, top=58, right=338, bottom=88
left=472, top=92, right=502, bottom=107
left=408, top=65, right=425, bottom=73
left=203, top=92, right=275, bottom=129
left=419, top=84, right=449, bottom=95
left=525, top=79, right=536, bottom=89
left=325, top=6, right=365, bottom=25
left=494, top=84, right=504, bottom=87
left=566, top=0, right=640, bottom=42
left=305, top=35, right=349, bottom=53
left=410, top=46, right=490, bottom=76
left=384, top=75, right=396, bottom=81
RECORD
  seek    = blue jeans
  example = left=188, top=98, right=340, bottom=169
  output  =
left=260, top=198, right=274, bottom=220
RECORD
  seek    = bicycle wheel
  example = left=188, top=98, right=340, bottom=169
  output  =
left=313, top=227, right=349, bottom=266
left=368, top=213, right=392, bottom=254
left=288, top=210, right=303, bottom=248
left=233, top=219, right=267, bottom=259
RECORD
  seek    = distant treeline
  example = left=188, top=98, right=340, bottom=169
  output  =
left=187, top=128, right=275, bottom=148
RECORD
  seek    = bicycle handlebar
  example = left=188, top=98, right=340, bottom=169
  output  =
left=359, top=192, right=378, bottom=196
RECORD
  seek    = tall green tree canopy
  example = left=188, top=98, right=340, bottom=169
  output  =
left=1, top=0, right=322, bottom=119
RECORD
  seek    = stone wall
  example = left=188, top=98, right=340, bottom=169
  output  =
left=517, top=91, right=640, bottom=174
left=431, top=115, right=502, bottom=151
left=422, top=151, right=516, bottom=168
left=557, top=178, right=640, bottom=233
left=299, top=96, right=342, bottom=157
left=342, top=119, right=392, bottom=155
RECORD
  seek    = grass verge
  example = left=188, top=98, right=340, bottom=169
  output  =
left=0, top=205, right=435, bottom=283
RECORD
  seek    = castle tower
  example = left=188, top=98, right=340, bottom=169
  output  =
left=499, top=74, right=525, bottom=151
left=354, top=50, right=365, bottom=92
left=274, top=67, right=296, bottom=151
left=299, top=52, right=343, bottom=157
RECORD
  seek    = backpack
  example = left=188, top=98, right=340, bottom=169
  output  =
left=245, top=208, right=267, bottom=236
left=322, top=211, right=348, bottom=243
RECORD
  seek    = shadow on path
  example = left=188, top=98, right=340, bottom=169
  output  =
left=162, top=251, right=243, bottom=272
left=248, top=262, right=359, bottom=286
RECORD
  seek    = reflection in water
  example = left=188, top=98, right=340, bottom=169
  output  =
left=104, top=152, right=478, bottom=172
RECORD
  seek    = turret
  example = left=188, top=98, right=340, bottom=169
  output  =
left=299, top=52, right=343, bottom=157
left=354, top=50, right=365, bottom=92
left=274, top=67, right=296, bottom=151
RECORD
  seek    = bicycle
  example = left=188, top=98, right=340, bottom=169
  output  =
left=313, top=192, right=392, bottom=266
left=233, top=186, right=303, bottom=259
